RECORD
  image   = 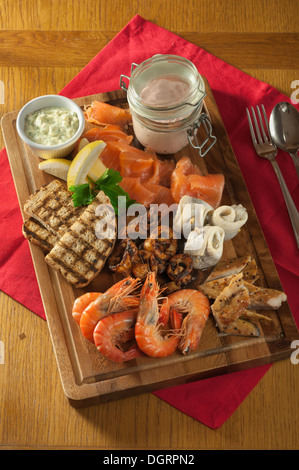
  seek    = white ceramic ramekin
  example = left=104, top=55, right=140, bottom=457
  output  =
left=16, top=94, right=85, bottom=159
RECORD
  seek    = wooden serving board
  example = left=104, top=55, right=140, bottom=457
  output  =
left=2, top=78, right=299, bottom=407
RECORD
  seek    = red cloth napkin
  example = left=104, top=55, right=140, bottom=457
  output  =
left=1, top=15, right=298, bottom=429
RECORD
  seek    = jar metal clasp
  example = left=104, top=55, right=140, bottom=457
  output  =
left=120, top=63, right=138, bottom=91
left=187, top=113, right=217, bottom=157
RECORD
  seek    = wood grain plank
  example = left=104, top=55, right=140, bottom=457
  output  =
left=0, top=31, right=298, bottom=69
left=0, top=0, right=298, bottom=33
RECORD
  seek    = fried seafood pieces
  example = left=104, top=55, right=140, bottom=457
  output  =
left=108, top=219, right=195, bottom=290
left=210, top=273, right=261, bottom=337
left=198, top=255, right=287, bottom=337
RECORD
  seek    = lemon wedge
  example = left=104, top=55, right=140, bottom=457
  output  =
left=38, top=158, right=71, bottom=181
left=67, top=140, right=107, bottom=188
left=88, top=158, right=107, bottom=182
left=77, top=137, right=89, bottom=152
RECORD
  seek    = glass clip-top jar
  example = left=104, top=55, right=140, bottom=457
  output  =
left=120, top=54, right=217, bottom=157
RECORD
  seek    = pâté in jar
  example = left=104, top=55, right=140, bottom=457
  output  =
left=120, top=54, right=216, bottom=156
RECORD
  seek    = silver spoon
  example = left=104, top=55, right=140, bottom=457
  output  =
left=269, top=101, right=299, bottom=180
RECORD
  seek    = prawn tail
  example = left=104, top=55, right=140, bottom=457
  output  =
left=179, top=312, right=209, bottom=355
left=121, top=344, right=144, bottom=363
left=158, top=302, right=169, bottom=326
left=169, top=308, right=183, bottom=330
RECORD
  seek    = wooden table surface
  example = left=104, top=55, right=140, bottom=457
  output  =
left=0, top=0, right=299, bottom=450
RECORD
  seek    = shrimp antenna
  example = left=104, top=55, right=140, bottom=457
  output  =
left=110, top=277, right=142, bottom=314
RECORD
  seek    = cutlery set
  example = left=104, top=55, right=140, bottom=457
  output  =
left=246, top=102, right=299, bottom=249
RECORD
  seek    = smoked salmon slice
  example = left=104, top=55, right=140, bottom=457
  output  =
left=99, top=142, right=155, bottom=175
left=188, top=173, right=225, bottom=208
left=100, top=141, right=175, bottom=187
left=81, top=125, right=133, bottom=144
left=119, top=153, right=156, bottom=182
left=170, top=164, right=189, bottom=202
left=119, top=177, right=156, bottom=207
left=99, top=142, right=123, bottom=172
left=143, top=183, right=176, bottom=206
left=141, top=148, right=175, bottom=187
left=119, top=153, right=175, bottom=186
left=71, top=125, right=133, bottom=158
left=170, top=156, right=225, bottom=208
left=119, top=148, right=162, bottom=184
left=157, top=159, right=176, bottom=187
left=175, top=155, right=201, bottom=176
left=170, top=155, right=202, bottom=200
left=98, top=141, right=144, bottom=171
left=119, top=178, right=176, bottom=207
left=84, top=101, right=132, bottom=129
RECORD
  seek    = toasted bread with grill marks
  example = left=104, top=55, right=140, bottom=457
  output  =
left=24, top=179, right=84, bottom=237
left=22, top=216, right=58, bottom=253
left=45, top=190, right=116, bottom=287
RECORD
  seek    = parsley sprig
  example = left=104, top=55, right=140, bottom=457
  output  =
left=69, top=168, right=135, bottom=214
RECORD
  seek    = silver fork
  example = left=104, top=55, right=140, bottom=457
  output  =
left=246, top=105, right=299, bottom=250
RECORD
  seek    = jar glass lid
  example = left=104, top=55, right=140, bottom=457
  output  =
left=127, top=55, right=206, bottom=114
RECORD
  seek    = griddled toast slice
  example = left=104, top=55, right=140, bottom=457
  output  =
left=22, top=216, right=58, bottom=253
left=24, top=179, right=84, bottom=237
left=45, top=191, right=116, bottom=287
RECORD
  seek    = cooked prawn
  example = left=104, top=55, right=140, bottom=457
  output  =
left=135, top=272, right=180, bottom=358
left=160, top=289, right=210, bottom=355
left=79, top=277, right=140, bottom=343
left=93, top=309, right=143, bottom=363
left=72, top=292, right=101, bottom=325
